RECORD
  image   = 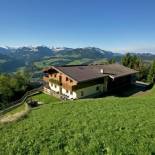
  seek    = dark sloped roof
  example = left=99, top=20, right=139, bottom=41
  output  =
left=88, top=64, right=138, bottom=78
left=48, top=64, right=138, bottom=82
left=54, top=65, right=107, bottom=82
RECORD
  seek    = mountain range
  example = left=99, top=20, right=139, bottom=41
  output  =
left=0, top=46, right=155, bottom=73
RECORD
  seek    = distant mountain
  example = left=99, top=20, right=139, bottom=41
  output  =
left=0, top=46, right=55, bottom=72
left=0, top=45, right=155, bottom=73
left=131, top=53, right=155, bottom=61
left=0, top=47, right=11, bottom=55
left=0, top=53, right=10, bottom=60
left=0, top=53, right=25, bottom=72
left=0, top=46, right=122, bottom=62
left=126, top=48, right=155, bottom=54
left=11, top=46, right=54, bottom=61
left=52, top=47, right=73, bottom=52
left=55, top=47, right=119, bottom=59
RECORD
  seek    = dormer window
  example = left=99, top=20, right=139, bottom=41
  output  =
left=70, top=79, right=73, bottom=83
left=66, top=77, right=69, bottom=81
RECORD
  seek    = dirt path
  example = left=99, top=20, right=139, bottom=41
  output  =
left=0, top=104, right=30, bottom=124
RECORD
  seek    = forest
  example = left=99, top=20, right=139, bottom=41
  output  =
left=0, top=70, right=31, bottom=110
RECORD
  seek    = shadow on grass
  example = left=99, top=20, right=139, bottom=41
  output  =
left=105, top=83, right=153, bottom=97
left=89, top=83, right=153, bottom=99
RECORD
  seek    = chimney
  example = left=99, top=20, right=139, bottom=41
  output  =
left=100, top=69, right=104, bottom=73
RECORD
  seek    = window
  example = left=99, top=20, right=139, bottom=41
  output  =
left=55, top=84, right=57, bottom=88
left=70, top=79, right=73, bottom=83
left=54, top=74, right=56, bottom=78
left=81, top=91, right=84, bottom=96
left=96, top=86, right=99, bottom=91
left=66, top=77, right=69, bottom=81
left=66, top=90, right=68, bottom=93
left=70, top=91, right=73, bottom=95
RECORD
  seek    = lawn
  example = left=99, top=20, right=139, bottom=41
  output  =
left=0, top=88, right=155, bottom=154
left=32, top=93, right=60, bottom=104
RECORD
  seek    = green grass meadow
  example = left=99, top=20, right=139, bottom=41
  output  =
left=0, top=88, right=155, bottom=154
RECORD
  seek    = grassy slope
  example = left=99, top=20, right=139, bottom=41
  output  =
left=31, top=93, right=60, bottom=104
left=67, top=58, right=91, bottom=65
left=34, top=58, right=71, bottom=69
left=1, top=89, right=155, bottom=154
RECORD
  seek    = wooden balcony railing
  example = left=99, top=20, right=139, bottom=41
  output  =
left=43, top=76, right=77, bottom=91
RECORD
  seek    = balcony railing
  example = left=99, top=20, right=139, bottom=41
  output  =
left=49, top=78, right=61, bottom=85
left=43, top=76, right=77, bottom=91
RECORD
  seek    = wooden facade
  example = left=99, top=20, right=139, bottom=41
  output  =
left=43, top=68, right=77, bottom=91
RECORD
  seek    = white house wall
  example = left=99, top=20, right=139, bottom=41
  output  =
left=62, top=88, right=77, bottom=99
left=76, top=83, right=105, bottom=99
left=48, top=78, right=108, bottom=99
left=49, top=83, right=60, bottom=93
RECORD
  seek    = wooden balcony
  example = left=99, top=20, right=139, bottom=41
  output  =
left=43, top=76, right=77, bottom=91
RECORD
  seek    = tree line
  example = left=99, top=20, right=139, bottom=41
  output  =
left=109, top=53, right=155, bottom=84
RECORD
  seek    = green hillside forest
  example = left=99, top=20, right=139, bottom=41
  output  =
left=1, top=88, right=155, bottom=154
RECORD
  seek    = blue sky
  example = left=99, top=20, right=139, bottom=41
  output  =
left=0, top=0, right=155, bottom=52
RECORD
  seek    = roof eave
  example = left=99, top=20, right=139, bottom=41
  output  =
left=110, top=71, right=138, bottom=79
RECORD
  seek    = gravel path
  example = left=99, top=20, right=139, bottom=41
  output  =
left=0, top=104, right=30, bottom=123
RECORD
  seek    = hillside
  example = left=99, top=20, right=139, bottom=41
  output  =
left=0, top=53, right=25, bottom=72
left=1, top=88, right=155, bottom=154
left=0, top=46, right=55, bottom=72
left=55, top=47, right=114, bottom=58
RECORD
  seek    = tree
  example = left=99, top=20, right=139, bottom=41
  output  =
left=147, top=60, right=155, bottom=84
left=121, top=53, right=142, bottom=70
left=0, top=70, right=32, bottom=110
left=121, top=53, right=131, bottom=67
left=121, top=53, right=149, bottom=81
left=108, top=58, right=116, bottom=64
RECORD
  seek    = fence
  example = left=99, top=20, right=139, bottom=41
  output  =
left=43, top=87, right=68, bottom=100
left=0, top=86, right=43, bottom=116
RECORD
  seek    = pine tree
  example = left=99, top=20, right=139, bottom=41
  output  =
left=147, top=60, right=155, bottom=84
left=108, top=58, right=116, bottom=64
